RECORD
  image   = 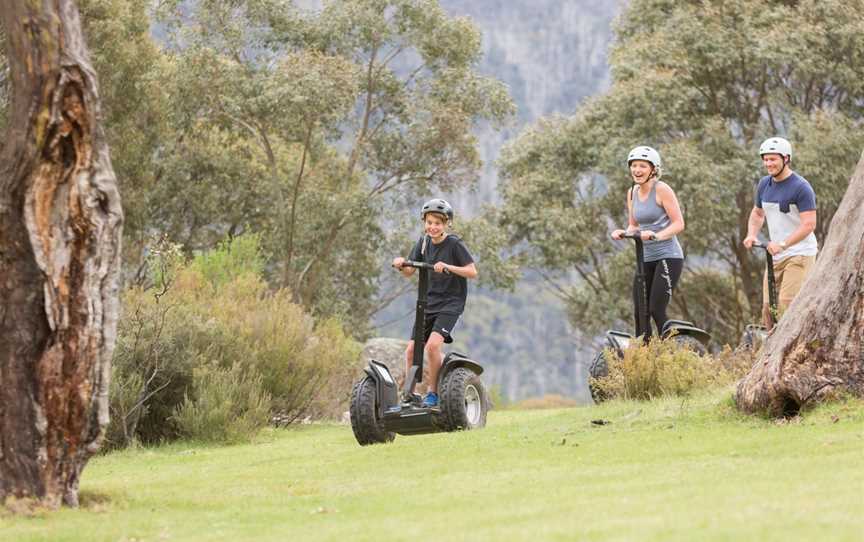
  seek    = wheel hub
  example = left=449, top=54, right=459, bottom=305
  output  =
left=464, top=384, right=482, bottom=426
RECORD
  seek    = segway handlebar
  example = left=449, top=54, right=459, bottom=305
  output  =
left=750, top=241, right=769, bottom=251
left=394, top=260, right=450, bottom=273
left=618, top=231, right=648, bottom=242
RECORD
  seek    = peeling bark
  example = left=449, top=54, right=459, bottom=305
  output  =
left=736, top=151, right=864, bottom=416
left=0, top=1, right=122, bottom=508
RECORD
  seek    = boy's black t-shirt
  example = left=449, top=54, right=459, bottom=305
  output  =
left=408, top=234, right=474, bottom=315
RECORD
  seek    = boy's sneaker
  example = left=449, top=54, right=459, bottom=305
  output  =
left=422, top=392, right=439, bottom=408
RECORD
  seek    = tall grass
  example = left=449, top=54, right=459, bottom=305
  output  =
left=591, top=339, right=755, bottom=401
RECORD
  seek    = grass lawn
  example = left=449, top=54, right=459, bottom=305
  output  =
left=3, top=388, right=862, bottom=541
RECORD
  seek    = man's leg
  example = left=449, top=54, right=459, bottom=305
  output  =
left=777, top=255, right=816, bottom=318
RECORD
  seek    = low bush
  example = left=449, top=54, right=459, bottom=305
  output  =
left=590, top=339, right=756, bottom=401
left=106, top=235, right=360, bottom=449
left=173, top=363, right=271, bottom=444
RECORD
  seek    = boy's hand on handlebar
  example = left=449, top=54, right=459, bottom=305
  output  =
left=433, top=261, right=450, bottom=274
left=392, top=257, right=406, bottom=269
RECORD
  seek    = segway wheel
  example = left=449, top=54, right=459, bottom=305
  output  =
left=588, top=350, right=610, bottom=404
left=349, top=376, right=395, bottom=446
left=671, top=334, right=707, bottom=356
left=439, top=367, right=487, bottom=431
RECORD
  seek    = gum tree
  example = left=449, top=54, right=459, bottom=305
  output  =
left=0, top=0, right=123, bottom=507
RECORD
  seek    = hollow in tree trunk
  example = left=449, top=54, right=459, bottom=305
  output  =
left=736, top=152, right=864, bottom=416
left=0, top=1, right=123, bottom=508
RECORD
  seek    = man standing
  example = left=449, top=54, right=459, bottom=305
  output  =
left=743, top=137, right=818, bottom=329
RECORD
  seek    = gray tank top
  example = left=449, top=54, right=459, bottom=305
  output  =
left=632, top=182, right=683, bottom=262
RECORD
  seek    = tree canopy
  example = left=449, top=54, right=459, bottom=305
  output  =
left=498, top=0, right=864, bottom=346
left=2, top=0, right=516, bottom=335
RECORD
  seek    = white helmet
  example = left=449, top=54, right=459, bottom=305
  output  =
left=627, top=146, right=662, bottom=177
left=759, top=137, right=792, bottom=159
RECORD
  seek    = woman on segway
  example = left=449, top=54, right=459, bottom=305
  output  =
left=610, top=146, right=685, bottom=340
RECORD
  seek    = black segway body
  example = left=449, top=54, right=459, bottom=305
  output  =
left=589, top=232, right=711, bottom=402
left=349, top=249, right=488, bottom=445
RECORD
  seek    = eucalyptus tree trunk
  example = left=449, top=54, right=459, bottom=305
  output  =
left=736, top=152, right=864, bottom=416
left=0, top=0, right=122, bottom=508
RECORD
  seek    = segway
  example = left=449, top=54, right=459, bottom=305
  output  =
left=349, top=255, right=488, bottom=446
left=740, top=241, right=778, bottom=349
left=589, top=231, right=711, bottom=402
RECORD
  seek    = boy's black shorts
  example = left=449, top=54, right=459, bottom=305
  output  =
left=412, top=312, right=460, bottom=344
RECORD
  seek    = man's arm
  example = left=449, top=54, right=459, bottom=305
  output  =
left=742, top=206, right=766, bottom=248
left=782, top=210, right=817, bottom=247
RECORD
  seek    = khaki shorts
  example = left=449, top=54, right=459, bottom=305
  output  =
left=763, top=254, right=816, bottom=321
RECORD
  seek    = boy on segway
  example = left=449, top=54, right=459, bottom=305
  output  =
left=392, top=199, right=478, bottom=408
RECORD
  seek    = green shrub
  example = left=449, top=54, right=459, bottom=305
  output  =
left=187, top=233, right=266, bottom=290
left=591, top=338, right=752, bottom=401
left=107, top=234, right=360, bottom=448
left=173, top=363, right=271, bottom=444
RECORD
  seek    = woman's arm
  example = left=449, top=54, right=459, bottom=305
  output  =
left=654, top=182, right=684, bottom=240
left=613, top=187, right=640, bottom=239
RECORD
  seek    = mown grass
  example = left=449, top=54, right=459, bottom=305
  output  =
left=3, top=388, right=862, bottom=542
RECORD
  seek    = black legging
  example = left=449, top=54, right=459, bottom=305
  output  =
left=633, top=258, right=683, bottom=339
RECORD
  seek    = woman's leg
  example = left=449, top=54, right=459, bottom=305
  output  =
left=647, top=258, right=683, bottom=335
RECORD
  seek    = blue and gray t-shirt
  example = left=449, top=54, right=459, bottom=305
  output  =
left=755, top=172, right=818, bottom=261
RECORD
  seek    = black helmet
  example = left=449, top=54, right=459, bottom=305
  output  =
left=420, top=198, right=453, bottom=221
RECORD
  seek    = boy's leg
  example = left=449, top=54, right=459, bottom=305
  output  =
left=404, top=314, right=436, bottom=394
left=403, top=340, right=415, bottom=387
left=424, top=332, right=445, bottom=394
left=423, top=312, right=458, bottom=396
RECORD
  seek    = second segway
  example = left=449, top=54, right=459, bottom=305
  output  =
left=589, top=231, right=711, bottom=402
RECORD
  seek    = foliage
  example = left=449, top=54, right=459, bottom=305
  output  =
left=173, top=363, right=272, bottom=444
left=498, top=0, right=864, bottom=346
left=140, top=0, right=515, bottom=334
left=0, top=0, right=514, bottom=336
left=590, top=338, right=754, bottom=401
left=77, top=0, right=174, bottom=267
left=106, top=235, right=360, bottom=449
